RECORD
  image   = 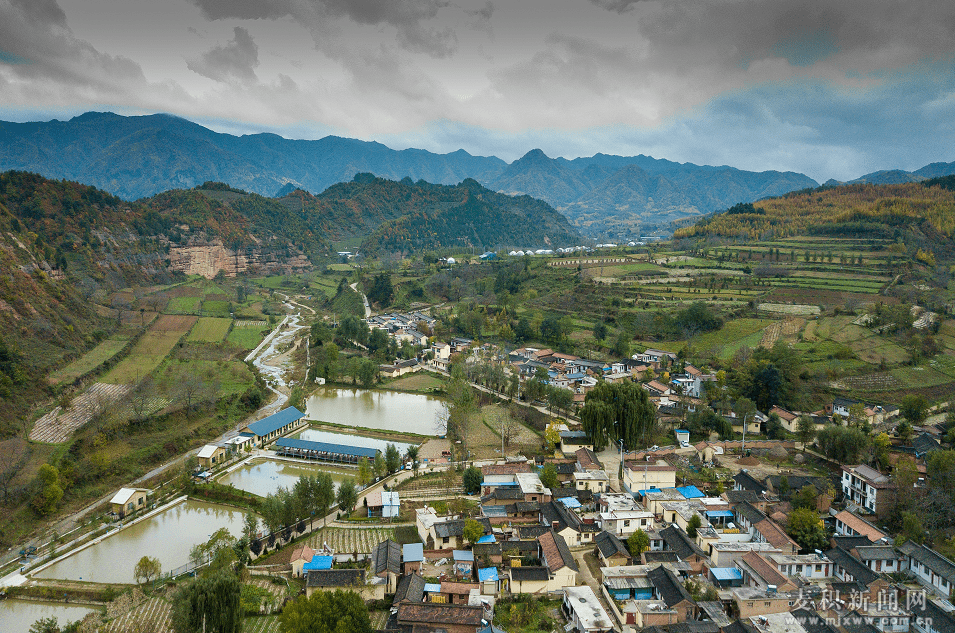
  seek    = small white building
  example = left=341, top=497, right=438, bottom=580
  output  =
left=596, top=510, right=654, bottom=538
left=563, top=585, right=613, bottom=633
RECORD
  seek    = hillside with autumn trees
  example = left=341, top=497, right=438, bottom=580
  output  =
left=274, top=173, right=582, bottom=253
left=675, top=180, right=955, bottom=244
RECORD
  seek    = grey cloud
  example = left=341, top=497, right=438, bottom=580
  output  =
left=0, top=0, right=146, bottom=88
left=187, top=27, right=259, bottom=83
left=466, top=1, right=493, bottom=21
left=9, top=0, right=67, bottom=28
left=186, top=0, right=294, bottom=21
left=188, top=0, right=457, bottom=57
left=588, top=0, right=646, bottom=14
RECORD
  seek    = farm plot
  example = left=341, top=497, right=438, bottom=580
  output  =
left=48, top=335, right=129, bottom=385
left=102, top=596, right=171, bottom=633
left=188, top=317, right=233, bottom=342
left=834, top=372, right=905, bottom=392
left=758, top=303, right=821, bottom=316
left=243, top=615, right=281, bottom=633
left=244, top=576, right=290, bottom=615
left=154, top=359, right=254, bottom=396
left=167, top=296, right=201, bottom=313
left=387, top=373, right=447, bottom=392
left=759, top=317, right=805, bottom=348
left=101, top=314, right=198, bottom=384
left=928, top=354, right=955, bottom=380
left=891, top=365, right=954, bottom=389
left=307, top=527, right=396, bottom=554
left=201, top=300, right=232, bottom=317
left=848, top=337, right=910, bottom=365
left=30, top=382, right=132, bottom=443
left=228, top=322, right=270, bottom=351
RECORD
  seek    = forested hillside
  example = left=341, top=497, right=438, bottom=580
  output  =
left=676, top=181, right=955, bottom=244
left=273, top=174, right=582, bottom=253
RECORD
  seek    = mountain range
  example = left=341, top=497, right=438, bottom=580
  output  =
left=3, top=111, right=955, bottom=238
left=0, top=112, right=813, bottom=237
left=823, top=161, right=955, bottom=187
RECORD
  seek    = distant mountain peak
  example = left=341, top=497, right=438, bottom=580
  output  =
left=516, top=148, right=552, bottom=163
left=70, top=111, right=122, bottom=122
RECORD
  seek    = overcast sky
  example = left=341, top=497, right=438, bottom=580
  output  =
left=1, top=0, right=954, bottom=182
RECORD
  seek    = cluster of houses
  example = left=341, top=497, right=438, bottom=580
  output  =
left=294, top=436, right=955, bottom=633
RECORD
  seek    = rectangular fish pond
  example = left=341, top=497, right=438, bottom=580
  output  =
left=34, top=499, right=247, bottom=585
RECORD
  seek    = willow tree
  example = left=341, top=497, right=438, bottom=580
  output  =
left=579, top=382, right=656, bottom=451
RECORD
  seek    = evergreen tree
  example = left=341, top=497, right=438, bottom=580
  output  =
left=385, top=444, right=401, bottom=474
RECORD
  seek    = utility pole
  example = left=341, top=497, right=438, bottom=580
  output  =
left=742, top=413, right=751, bottom=455
left=618, top=437, right=624, bottom=484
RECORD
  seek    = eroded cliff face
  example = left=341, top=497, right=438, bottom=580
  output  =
left=168, top=239, right=310, bottom=278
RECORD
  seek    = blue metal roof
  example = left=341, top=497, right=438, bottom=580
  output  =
left=559, top=497, right=582, bottom=509
left=706, top=510, right=735, bottom=518
left=676, top=485, right=704, bottom=499
left=478, top=567, right=499, bottom=582
left=403, top=543, right=424, bottom=562
left=303, top=555, right=333, bottom=571
left=477, top=534, right=496, bottom=544
left=710, top=567, right=743, bottom=581
left=247, top=407, right=304, bottom=437
left=274, top=437, right=378, bottom=459
left=453, top=550, right=474, bottom=561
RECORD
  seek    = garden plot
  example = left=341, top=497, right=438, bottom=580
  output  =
left=102, top=596, right=171, bottom=633
left=30, top=383, right=131, bottom=443
left=307, top=527, right=396, bottom=554
left=245, top=577, right=289, bottom=615
left=243, top=615, right=281, bottom=633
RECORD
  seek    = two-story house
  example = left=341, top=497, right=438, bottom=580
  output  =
left=841, top=465, right=896, bottom=517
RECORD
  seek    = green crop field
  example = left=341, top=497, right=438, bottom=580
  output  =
left=641, top=318, right=774, bottom=359
left=167, top=296, right=201, bottom=313
left=201, top=300, right=232, bottom=317
left=228, top=323, right=270, bottom=351
left=891, top=365, right=954, bottom=389
left=48, top=335, right=130, bottom=385
left=101, top=314, right=198, bottom=384
left=188, top=317, right=233, bottom=342
left=847, top=337, right=910, bottom=365
left=155, top=359, right=255, bottom=395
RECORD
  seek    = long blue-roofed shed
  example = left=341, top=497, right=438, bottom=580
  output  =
left=244, top=406, right=305, bottom=447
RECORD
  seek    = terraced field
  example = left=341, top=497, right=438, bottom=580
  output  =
left=102, top=596, right=171, bottom=633
left=48, top=335, right=129, bottom=385
left=100, top=315, right=198, bottom=384
left=30, top=382, right=132, bottom=443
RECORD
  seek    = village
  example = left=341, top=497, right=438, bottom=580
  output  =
left=7, top=306, right=953, bottom=633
